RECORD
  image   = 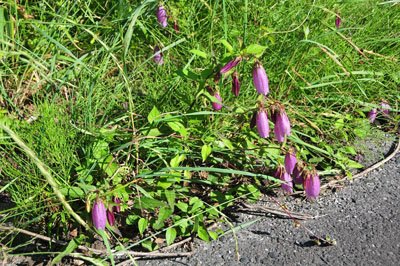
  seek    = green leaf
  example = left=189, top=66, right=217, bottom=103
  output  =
left=126, top=215, right=140, bottom=225
left=189, top=197, right=204, bottom=213
left=221, top=138, right=234, bottom=151
left=153, top=207, right=173, bottom=230
left=51, top=235, right=83, bottom=265
left=148, top=106, right=161, bottom=123
left=176, top=201, right=188, bottom=212
left=167, top=121, right=188, bottom=137
left=59, top=186, right=85, bottom=199
left=166, top=227, right=177, bottom=246
left=190, top=49, right=208, bottom=58
left=197, top=225, right=210, bottom=242
left=98, top=230, right=115, bottom=266
left=216, top=39, right=234, bottom=53
left=138, top=218, right=148, bottom=236
left=170, top=154, right=186, bottom=168
left=346, top=159, right=364, bottom=169
left=242, top=44, right=267, bottom=57
left=208, top=231, right=218, bottom=240
left=141, top=239, right=157, bottom=252
left=201, top=144, right=212, bottom=162
left=133, top=197, right=166, bottom=210
left=93, top=140, right=109, bottom=159
left=164, top=190, right=176, bottom=211
left=147, top=128, right=162, bottom=137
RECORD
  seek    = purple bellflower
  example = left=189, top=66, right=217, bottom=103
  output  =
left=275, top=165, right=293, bottom=193
left=232, top=71, right=240, bottom=97
left=156, top=5, right=168, bottom=28
left=252, top=62, right=269, bottom=95
left=273, top=106, right=291, bottom=143
left=303, top=170, right=321, bottom=200
left=220, top=57, right=242, bottom=74
left=92, top=199, right=107, bottom=230
left=256, top=109, right=270, bottom=138
left=284, top=149, right=297, bottom=175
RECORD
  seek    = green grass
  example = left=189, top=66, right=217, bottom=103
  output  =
left=0, top=0, right=399, bottom=263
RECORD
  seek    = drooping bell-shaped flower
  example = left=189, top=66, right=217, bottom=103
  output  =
left=231, top=71, right=240, bottom=97
left=256, top=109, right=270, bottom=138
left=303, top=170, right=321, bottom=199
left=107, top=209, right=115, bottom=226
left=275, top=165, right=293, bottom=193
left=252, top=62, right=269, bottom=95
left=156, top=5, right=168, bottom=28
left=113, top=197, right=121, bottom=213
left=292, top=163, right=304, bottom=184
left=367, top=108, right=377, bottom=123
left=335, top=14, right=341, bottom=29
left=273, top=106, right=291, bottom=143
left=284, top=148, right=297, bottom=175
left=220, top=56, right=242, bottom=74
left=380, top=101, right=390, bottom=116
left=153, top=46, right=164, bottom=65
left=92, top=199, right=107, bottom=230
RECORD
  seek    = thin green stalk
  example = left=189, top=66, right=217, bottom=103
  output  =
left=243, top=0, right=248, bottom=46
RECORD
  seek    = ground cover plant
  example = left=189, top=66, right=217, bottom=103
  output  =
left=0, top=0, right=399, bottom=264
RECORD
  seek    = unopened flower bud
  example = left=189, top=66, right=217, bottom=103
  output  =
left=232, top=71, right=240, bottom=97
left=252, top=62, right=269, bottom=95
left=153, top=46, right=164, bottom=65
left=335, top=14, right=341, bottom=29
left=256, top=109, right=270, bottom=138
left=220, top=57, right=242, bottom=74
left=92, top=199, right=107, bottom=230
left=367, top=108, right=377, bottom=123
left=303, top=170, right=320, bottom=199
left=156, top=5, right=168, bottom=28
left=275, top=165, right=293, bottom=193
left=107, top=209, right=115, bottom=226
left=173, top=20, right=180, bottom=33
left=284, top=149, right=297, bottom=175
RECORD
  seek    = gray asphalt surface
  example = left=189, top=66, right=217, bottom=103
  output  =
left=142, top=134, right=400, bottom=266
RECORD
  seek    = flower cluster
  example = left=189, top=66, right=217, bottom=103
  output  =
left=205, top=53, right=322, bottom=199
left=275, top=149, right=321, bottom=199
left=92, top=197, right=122, bottom=230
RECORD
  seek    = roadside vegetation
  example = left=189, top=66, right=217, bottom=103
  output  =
left=0, top=0, right=399, bottom=264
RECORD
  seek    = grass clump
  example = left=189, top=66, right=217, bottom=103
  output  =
left=0, top=0, right=399, bottom=263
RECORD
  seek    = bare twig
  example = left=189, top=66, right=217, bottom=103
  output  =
left=151, top=236, right=193, bottom=254
left=0, top=225, right=102, bottom=254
